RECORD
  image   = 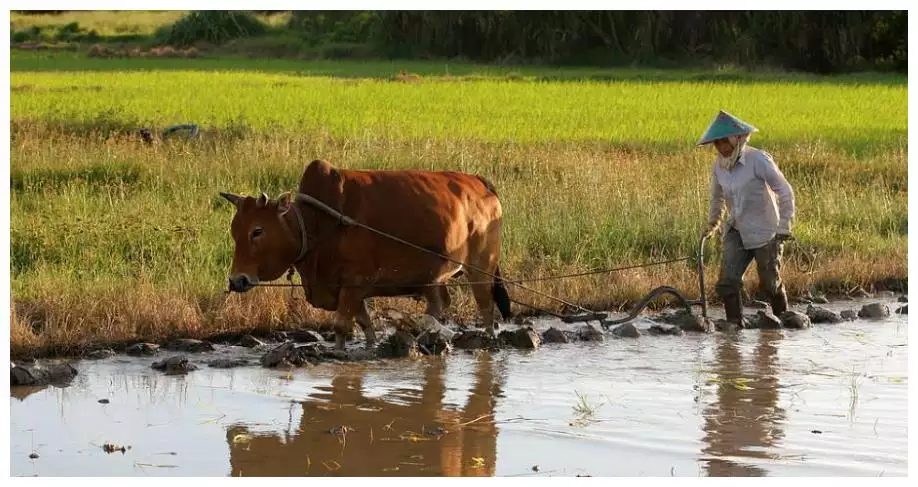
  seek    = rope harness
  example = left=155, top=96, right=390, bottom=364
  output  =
left=255, top=192, right=712, bottom=329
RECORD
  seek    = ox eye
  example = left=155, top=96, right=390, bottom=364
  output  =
left=251, top=227, right=264, bottom=239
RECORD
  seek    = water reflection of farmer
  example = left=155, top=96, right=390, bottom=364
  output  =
left=701, top=331, right=786, bottom=476
left=698, top=111, right=796, bottom=326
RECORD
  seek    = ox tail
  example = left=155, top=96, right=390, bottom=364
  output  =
left=492, top=266, right=513, bottom=321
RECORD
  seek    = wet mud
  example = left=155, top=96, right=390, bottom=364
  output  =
left=10, top=298, right=908, bottom=476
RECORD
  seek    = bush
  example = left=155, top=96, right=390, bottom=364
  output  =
left=287, top=11, right=379, bottom=46
left=54, top=21, right=83, bottom=41
left=12, top=26, right=44, bottom=43
left=155, top=11, right=267, bottom=47
left=11, top=30, right=32, bottom=43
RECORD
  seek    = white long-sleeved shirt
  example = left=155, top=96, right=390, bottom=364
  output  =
left=708, top=146, right=796, bottom=250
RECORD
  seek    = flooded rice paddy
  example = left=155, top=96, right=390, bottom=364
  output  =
left=10, top=299, right=908, bottom=477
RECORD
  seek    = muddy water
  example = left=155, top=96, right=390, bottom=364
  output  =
left=11, top=300, right=908, bottom=477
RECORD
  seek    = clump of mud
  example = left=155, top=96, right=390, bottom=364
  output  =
left=162, top=338, right=214, bottom=353
left=125, top=343, right=160, bottom=356
left=654, top=309, right=714, bottom=333
left=377, top=331, right=420, bottom=359
left=859, top=302, right=890, bottom=319
left=541, top=327, right=573, bottom=343
left=11, top=362, right=78, bottom=386
left=102, top=443, right=130, bottom=454
left=151, top=356, right=197, bottom=375
left=806, top=305, right=843, bottom=324
left=499, top=327, right=541, bottom=349
left=780, top=311, right=812, bottom=329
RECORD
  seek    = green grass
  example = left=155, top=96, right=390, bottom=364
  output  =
left=9, top=53, right=907, bottom=358
left=10, top=59, right=906, bottom=154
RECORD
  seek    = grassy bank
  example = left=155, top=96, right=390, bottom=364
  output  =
left=9, top=54, right=907, bottom=358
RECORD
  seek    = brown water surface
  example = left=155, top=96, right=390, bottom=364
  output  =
left=10, top=300, right=908, bottom=476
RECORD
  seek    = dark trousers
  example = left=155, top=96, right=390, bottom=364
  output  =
left=715, top=228, right=788, bottom=322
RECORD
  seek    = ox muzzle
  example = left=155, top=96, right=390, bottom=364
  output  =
left=228, top=274, right=258, bottom=293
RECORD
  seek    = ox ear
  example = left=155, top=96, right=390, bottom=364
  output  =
left=276, top=191, right=293, bottom=214
left=219, top=192, right=241, bottom=208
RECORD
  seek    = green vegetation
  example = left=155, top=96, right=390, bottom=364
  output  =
left=11, top=10, right=906, bottom=73
left=8, top=17, right=907, bottom=358
left=376, top=11, right=907, bottom=73
left=154, top=11, right=268, bottom=47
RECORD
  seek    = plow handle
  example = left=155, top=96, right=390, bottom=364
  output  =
left=697, top=234, right=709, bottom=319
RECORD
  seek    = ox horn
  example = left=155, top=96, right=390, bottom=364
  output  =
left=256, top=192, right=268, bottom=208
left=219, top=192, right=241, bottom=207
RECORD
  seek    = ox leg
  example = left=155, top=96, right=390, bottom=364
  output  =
left=467, top=271, right=497, bottom=335
left=423, top=285, right=451, bottom=319
left=333, top=313, right=352, bottom=350
left=354, top=300, right=378, bottom=349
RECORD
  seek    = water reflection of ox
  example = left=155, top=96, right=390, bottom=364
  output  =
left=227, top=352, right=506, bottom=476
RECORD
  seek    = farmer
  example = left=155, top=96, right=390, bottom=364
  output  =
left=698, top=110, right=796, bottom=326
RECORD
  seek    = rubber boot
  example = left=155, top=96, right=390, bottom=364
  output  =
left=723, top=293, right=745, bottom=328
left=770, top=288, right=788, bottom=316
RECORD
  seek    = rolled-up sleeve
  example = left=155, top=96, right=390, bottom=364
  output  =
left=708, top=166, right=726, bottom=228
left=757, top=153, right=796, bottom=233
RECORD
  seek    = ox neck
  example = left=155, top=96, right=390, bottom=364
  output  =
left=283, top=201, right=309, bottom=266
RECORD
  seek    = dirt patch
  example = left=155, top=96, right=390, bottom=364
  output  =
left=87, top=43, right=201, bottom=59
left=391, top=72, right=422, bottom=83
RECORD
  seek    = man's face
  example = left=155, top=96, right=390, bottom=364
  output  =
left=713, top=138, right=734, bottom=157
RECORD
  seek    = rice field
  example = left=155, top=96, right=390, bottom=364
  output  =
left=11, top=66, right=906, bottom=152
left=9, top=52, right=908, bottom=357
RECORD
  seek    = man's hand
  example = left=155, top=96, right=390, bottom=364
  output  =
left=701, top=221, right=718, bottom=239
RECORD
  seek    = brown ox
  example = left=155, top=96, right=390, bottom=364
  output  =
left=220, top=159, right=512, bottom=349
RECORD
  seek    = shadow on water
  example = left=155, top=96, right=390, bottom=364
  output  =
left=226, top=352, right=504, bottom=477
left=700, top=331, right=786, bottom=476
left=10, top=385, right=50, bottom=401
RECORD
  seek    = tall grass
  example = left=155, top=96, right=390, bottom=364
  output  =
left=9, top=59, right=907, bottom=357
